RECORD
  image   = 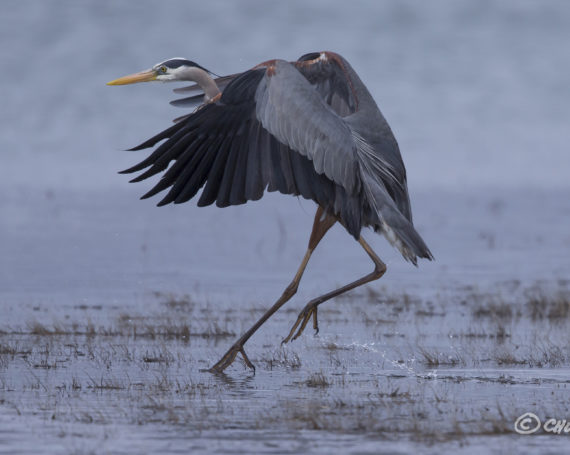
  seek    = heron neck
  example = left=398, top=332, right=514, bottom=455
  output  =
left=182, top=67, right=220, bottom=101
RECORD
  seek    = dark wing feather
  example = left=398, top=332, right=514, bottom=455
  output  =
left=196, top=133, right=233, bottom=206
left=242, top=120, right=264, bottom=202
left=122, top=67, right=362, bottom=235
left=126, top=121, right=186, bottom=152
left=169, top=93, right=204, bottom=108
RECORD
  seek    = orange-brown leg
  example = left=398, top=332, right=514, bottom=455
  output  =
left=205, top=206, right=336, bottom=373
left=282, top=236, right=386, bottom=343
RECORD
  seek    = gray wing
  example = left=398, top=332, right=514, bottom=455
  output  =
left=294, top=52, right=412, bottom=223
left=254, top=60, right=361, bottom=194
left=283, top=53, right=431, bottom=262
left=120, top=55, right=432, bottom=262
left=120, top=67, right=363, bottom=236
left=253, top=57, right=415, bottom=225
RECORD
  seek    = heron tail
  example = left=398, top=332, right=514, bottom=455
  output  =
left=362, top=174, right=433, bottom=266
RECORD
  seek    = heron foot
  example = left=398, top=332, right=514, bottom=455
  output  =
left=204, top=341, right=255, bottom=374
left=282, top=303, right=319, bottom=344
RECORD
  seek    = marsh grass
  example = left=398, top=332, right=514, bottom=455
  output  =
left=154, top=291, right=196, bottom=311
left=0, top=282, right=569, bottom=448
left=417, top=347, right=465, bottom=367
left=305, top=372, right=331, bottom=388
left=0, top=342, right=30, bottom=357
left=2, top=317, right=234, bottom=342
left=465, top=287, right=570, bottom=323
left=472, top=301, right=514, bottom=320
left=526, top=290, right=570, bottom=321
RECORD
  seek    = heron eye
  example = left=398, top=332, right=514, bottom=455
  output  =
left=160, top=66, right=167, bottom=73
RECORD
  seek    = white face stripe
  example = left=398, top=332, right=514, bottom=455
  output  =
left=152, top=57, right=189, bottom=71
left=151, top=58, right=213, bottom=80
left=155, top=65, right=209, bottom=82
left=155, top=67, right=185, bottom=81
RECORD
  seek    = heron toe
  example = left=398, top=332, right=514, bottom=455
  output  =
left=205, top=342, right=256, bottom=373
left=282, top=303, right=319, bottom=343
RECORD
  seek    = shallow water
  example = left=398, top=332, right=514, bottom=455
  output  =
left=1, top=187, right=569, bottom=454
left=2, top=1, right=570, bottom=454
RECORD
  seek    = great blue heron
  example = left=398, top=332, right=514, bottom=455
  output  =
left=108, top=51, right=433, bottom=373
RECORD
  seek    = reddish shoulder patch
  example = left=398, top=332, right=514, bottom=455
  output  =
left=253, top=59, right=277, bottom=69
left=208, top=93, right=222, bottom=104
left=253, top=59, right=277, bottom=77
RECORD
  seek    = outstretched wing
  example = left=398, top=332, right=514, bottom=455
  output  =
left=121, top=53, right=431, bottom=261
left=121, top=64, right=363, bottom=236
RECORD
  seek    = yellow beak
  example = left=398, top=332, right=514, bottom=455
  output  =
left=107, top=70, right=157, bottom=86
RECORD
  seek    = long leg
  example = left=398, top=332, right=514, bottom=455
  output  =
left=205, top=206, right=336, bottom=373
left=282, top=236, right=386, bottom=343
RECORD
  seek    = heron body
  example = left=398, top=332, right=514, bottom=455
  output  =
left=108, top=51, right=433, bottom=372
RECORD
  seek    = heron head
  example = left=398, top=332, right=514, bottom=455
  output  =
left=107, top=58, right=213, bottom=85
